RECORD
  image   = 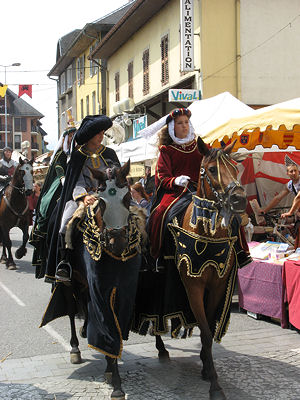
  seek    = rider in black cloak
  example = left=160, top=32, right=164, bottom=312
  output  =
left=41, top=115, right=142, bottom=358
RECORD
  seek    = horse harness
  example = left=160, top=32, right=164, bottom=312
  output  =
left=3, top=182, right=29, bottom=225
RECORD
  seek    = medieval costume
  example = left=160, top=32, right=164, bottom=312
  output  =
left=0, top=146, right=18, bottom=192
left=30, top=127, right=76, bottom=279
left=41, top=115, right=141, bottom=358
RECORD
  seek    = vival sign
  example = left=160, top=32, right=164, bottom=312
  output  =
left=169, top=88, right=201, bottom=102
left=180, top=0, right=194, bottom=72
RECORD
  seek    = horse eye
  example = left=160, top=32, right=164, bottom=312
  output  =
left=208, top=166, right=217, bottom=175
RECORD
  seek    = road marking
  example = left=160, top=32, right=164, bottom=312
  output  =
left=0, top=281, right=26, bottom=307
left=42, top=325, right=70, bottom=351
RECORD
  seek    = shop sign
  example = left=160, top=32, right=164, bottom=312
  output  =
left=180, top=0, right=194, bottom=72
left=133, top=115, right=147, bottom=138
left=169, top=88, right=201, bottom=102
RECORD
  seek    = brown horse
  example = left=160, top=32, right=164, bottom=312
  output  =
left=0, top=157, right=33, bottom=269
left=168, top=137, right=247, bottom=399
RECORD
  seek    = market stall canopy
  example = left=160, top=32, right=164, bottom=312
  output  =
left=202, top=97, right=300, bottom=151
left=188, top=91, right=255, bottom=138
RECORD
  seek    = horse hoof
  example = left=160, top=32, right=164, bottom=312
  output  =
left=209, top=389, right=226, bottom=400
left=70, top=352, right=82, bottom=364
left=105, top=371, right=113, bottom=384
left=0, top=257, right=7, bottom=264
left=111, top=389, right=125, bottom=400
left=79, top=326, right=87, bottom=338
left=7, top=263, right=17, bottom=270
left=15, top=248, right=27, bottom=259
left=158, top=350, right=170, bottom=362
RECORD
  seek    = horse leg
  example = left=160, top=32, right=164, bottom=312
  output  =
left=15, top=222, right=28, bottom=259
left=105, top=356, right=125, bottom=400
left=155, top=335, right=170, bottom=361
left=181, top=278, right=226, bottom=400
left=69, top=314, right=82, bottom=364
left=0, top=243, right=8, bottom=264
left=2, top=229, right=16, bottom=269
left=79, top=316, right=88, bottom=339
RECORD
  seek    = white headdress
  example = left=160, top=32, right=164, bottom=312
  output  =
left=138, top=108, right=195, bottom=145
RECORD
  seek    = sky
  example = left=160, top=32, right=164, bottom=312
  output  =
left=1, top=0, right=128, bottom=150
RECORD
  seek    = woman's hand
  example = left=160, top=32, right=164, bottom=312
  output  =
left=281, top=211, right=292, bottom=219
left=174, top=175, right=190, bottom=187
left=83, top=195, right=96, bottom=207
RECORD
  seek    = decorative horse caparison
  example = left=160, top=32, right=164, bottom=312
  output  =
left=0, top=157, right=33, bottom=269
left=40, top=160, right=147, bottom=400
left=166, top=137, right=247, bottom=400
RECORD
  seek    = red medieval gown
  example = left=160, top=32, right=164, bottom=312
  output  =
left=148, top=139, right=203, bottom=259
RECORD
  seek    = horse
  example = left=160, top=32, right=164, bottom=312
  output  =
left=133, top=137, right=248, bottom=400
left=0, top=157, right=34, bottom=269
left=40, top=160, right=147, bottom=400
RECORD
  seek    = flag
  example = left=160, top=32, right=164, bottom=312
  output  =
left=0, top=85, right=8, bottom=97
left=18, top=84, right=32, bottom=98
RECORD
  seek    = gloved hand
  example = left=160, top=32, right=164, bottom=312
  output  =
left=174, top=175, right=190, bottom=187
left=60, top=177, right=65, bottom=186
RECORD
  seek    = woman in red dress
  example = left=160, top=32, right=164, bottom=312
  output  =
left=148, top=108, right=203, bottom=260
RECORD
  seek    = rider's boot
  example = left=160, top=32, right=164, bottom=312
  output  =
left=55, top=234, right=72, bottom=282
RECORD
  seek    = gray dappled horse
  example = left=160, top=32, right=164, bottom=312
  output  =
left=0, top=157, right=33, bottom=269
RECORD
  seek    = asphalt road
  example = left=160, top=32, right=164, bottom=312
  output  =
left=0, top=227, right=277, bottom=362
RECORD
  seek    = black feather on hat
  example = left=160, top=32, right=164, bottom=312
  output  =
left=75, top=115, right=113, bottom=145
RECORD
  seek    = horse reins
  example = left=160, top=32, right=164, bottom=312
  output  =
left=3, top=195, right=29, bottom=225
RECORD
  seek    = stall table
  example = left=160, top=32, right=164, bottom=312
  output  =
left=238, top=258, right=288, bottom=327
left=282, top=260, right=300, bottom=330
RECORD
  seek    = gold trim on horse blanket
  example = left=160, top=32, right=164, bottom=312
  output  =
left=77, top=204, right=142, bottom=262
left=168, top=221, right=239, bottom=342
left=168, top=223, right=238, bottom=279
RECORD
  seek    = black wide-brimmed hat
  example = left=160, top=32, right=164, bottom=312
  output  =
left=75, top=115, right=112, bottom=145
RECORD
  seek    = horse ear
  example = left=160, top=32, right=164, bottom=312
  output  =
left=119, top=159, right=131, bottom=179
left=19, top=157, right=24, bottom=165
left=197, top=136, right=210, bottom=156
left=88, top=167, right=106, bottom=183
left=30, top=155, right=34, bottom=165
left=223, top=139, right=237, bottom=155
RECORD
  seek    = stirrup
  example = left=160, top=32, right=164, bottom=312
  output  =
left=55, top=260, right=72, bottom=282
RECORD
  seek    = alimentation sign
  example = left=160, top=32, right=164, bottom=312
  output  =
left=180, top=0, right=194, bottom=72
left=169, top=88, right=201, bottom=102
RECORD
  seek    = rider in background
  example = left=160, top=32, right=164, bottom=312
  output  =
left=46, top=115, right=120, bottom=283
left=0, top=146, right=18, bottom=192
left=30, top=126, right=76, bottom=279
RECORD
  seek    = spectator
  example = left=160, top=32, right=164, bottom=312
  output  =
left=139, top=166, right=155, bottom=198
left=131, top=182, right=150, bottom=215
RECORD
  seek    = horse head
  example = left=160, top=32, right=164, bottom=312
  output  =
left=197, top=137, right=247, bottom=220
left=89, top=160, right=132, bottom=256
left=11, top=157, right=34, bottom=195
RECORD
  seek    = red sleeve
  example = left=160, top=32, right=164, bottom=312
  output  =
left=155, top=146, right=176, bottom=191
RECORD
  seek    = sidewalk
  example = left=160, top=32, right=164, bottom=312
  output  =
left=1, top=311, right=300, bottom=400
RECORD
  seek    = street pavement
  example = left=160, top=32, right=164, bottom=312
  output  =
left=0, top=228, right=300, bottom=399
left=1, top=302, right=300, bottom=399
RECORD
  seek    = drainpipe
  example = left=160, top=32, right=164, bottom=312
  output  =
left=235, top=0, right=241, bottom=99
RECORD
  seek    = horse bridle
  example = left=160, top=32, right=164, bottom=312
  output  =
left=200, top=151, right=244, bottom=212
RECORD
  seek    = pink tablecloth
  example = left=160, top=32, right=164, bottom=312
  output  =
left=238, top=259, right=288, bottom=327
left=282, top=260, right=300, bottom=330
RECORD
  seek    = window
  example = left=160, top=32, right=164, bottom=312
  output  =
left=143, top=49, right=150, bottom=95
left=92, top=91, right=96, bottom=114
left=115, top=72, right=120, bottom=102
left=161, top=35, right=169, bottom=85
left=89, top=45, right=99, bottom=76
left=14, top=117, right=26, bottom=132
left=86, top=95, right=89, bottom=116
left=128, top=61, right=133, bottom=99
left=80, top=99, right=84, bottom=120
left=61, top=112, right=66, bottom=131
left=67, top=65, right=73, bottom=89
left=77, top=55, right=85, bottom=86
left=60, top=72, right=66, bottom=94
left=14, top=134, right=21, bottom=150
left=31, top=120, right=38, bottom=132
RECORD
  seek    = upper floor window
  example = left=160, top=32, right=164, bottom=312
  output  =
left=80, top=99, right=84, bottom=120
left=77, top=55, right=85, bottom=86
left=115, top=72, right=120, bottom=102
left=66, top=65, right=73, bottom=89
left=14, top=117, right=26, bottom=132
left=86, top=95, right=89, bottom=116
left=143, top=49, right=150, bottom=95
left=92, top=91, right=96, bottom=114
left=89, top=45, right=99, bottom=77
left=161, top=35, right=169, bottom=86
left=60, top=71, right=66, bottom=95
left=128, top=61, right=133, bottom=99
